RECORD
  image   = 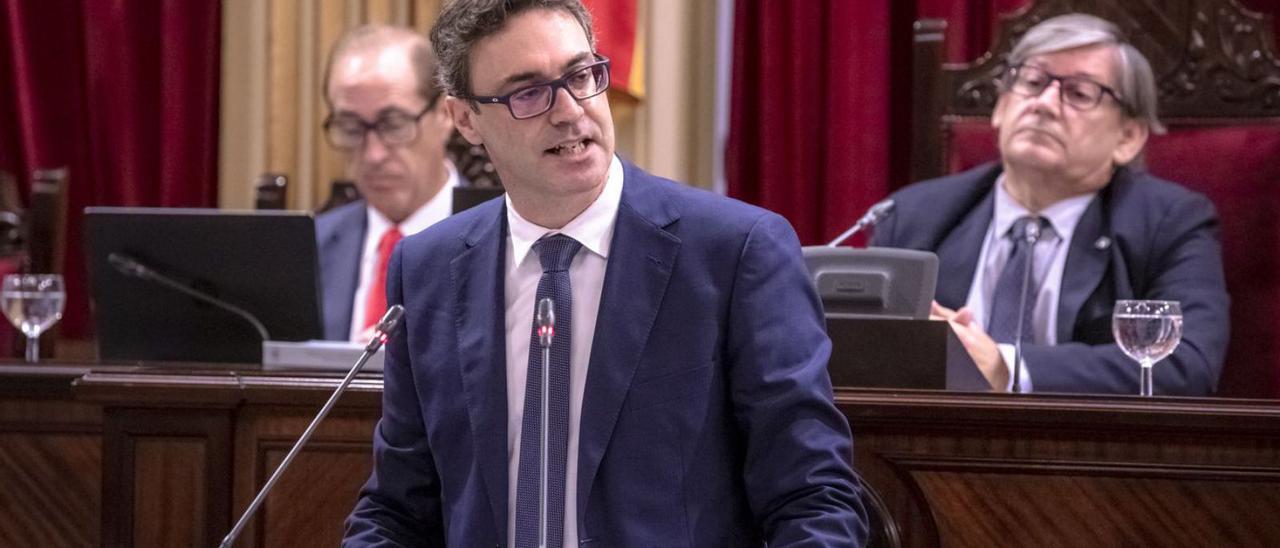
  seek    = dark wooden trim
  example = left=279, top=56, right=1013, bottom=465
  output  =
left=100, top=407, right=234, bottom=547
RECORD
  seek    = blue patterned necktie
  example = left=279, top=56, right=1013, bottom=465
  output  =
left=515, top=234, right=582, bottom=548
left=988, top=216, right=1049, bottom=344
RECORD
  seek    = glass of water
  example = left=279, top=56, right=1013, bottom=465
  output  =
left=1, top=274, right=66, bottom=363
left=1112, top=300, right=1183, bottom=397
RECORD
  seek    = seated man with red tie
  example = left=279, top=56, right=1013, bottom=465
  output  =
left=872, top=14, right=1229, bottom=395
left=316, top=25, right=465, bottom=341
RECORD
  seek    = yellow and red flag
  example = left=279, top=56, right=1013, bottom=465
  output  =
left=583, top=0, right=644, bottom=99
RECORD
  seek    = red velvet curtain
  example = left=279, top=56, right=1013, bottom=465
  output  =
left=0, top=0, right=220, bottom=343
left=725, top=0, right=1031, bottom=247
left=726, top=0, right=897, bottom=246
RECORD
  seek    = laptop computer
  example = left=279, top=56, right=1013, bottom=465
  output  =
left=84, top=207, right=324, bottom=364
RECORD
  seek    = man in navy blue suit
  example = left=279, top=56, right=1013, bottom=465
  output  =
left=343, top=0, right=866, bottom=546
left=316, top=25, right=464, bottom=342
left=872, top=14, right=1229, bottom=395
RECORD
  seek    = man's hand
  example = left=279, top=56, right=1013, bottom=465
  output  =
left=931, top=302, right=1009, bottom=391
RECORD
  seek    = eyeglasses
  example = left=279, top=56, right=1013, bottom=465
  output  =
left=323, top=97, right=438, bottom=150
left=461, top=55, right=611, bottom=120
left=1005, top=64, right=1123, bottom=111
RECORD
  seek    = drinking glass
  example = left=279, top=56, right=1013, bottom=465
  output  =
left=1, top=274, right=66, bottom=363
left=1112, top=300, right=1183, bottom=397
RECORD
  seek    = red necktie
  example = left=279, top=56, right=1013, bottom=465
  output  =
left=364, top=226, right=403, bottom=331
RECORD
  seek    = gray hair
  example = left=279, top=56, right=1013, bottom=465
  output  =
left=1005, top=14, right=1165, bottom=134
left=430, top=0, right=596, bottom=99
left=322, top=25, right=440, bottom=109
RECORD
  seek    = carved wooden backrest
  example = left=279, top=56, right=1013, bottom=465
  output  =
left=446, top=130, right=503, bottom=189
left=911, top=0, right=1280, bottom=181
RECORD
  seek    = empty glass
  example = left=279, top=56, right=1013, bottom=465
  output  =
left=1112, top=300, right=1183, bottom=397
left=1, top=274, right=66, bottom=363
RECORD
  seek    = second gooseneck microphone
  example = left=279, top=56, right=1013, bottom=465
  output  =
left=828, top=199, right=895, bottom=247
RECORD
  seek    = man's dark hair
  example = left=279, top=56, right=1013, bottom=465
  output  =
left=322, top=25, right=440, bottom=109
left=430, top=0, right=596, bottom=99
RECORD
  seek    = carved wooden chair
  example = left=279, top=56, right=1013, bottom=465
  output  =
left=254, top=173, right=288, bottom=210
left=909, top=0, right=1280, bottom=397
left=446, top=130, right=505, bottom=213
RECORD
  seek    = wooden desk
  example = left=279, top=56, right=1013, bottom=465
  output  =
left=0, top=365, right=102, bottom=547
left=3, top=364, right=1279, bottom=547
left=840, top=389, right=1280, bottom=547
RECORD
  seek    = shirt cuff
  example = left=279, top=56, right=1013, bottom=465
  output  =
left=997, top=343, right=1034, bottom=393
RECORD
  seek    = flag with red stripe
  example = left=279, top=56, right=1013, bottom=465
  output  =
left=583, top=0, right=644, bottom=99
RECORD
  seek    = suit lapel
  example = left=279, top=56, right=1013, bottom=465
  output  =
left=1058, top=190, right=1110, bottom=343
left=576, top=166, right=680, bottom=518
left=449, top=205, right=509, bottom=537
left=934, top=190, right=993, bottom=308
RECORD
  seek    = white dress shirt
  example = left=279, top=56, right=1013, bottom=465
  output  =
left=963, top=175, right=1095, bottom=391
left=504, top=155, right=624, bottom=548
left=349, top=162, right=460, bottom=340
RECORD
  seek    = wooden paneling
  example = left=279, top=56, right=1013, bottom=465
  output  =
left=7, top=363, right=1280, bottom=547
left=74, top=367, right=382, bottom=548
left=841, top=389, right=1280, bottom=547
left=101, top=408, right=233, bottom=548
left=232, top=407, right=378, bottom=546
left=0, top=432, right=100, bottom=547
left=133, top=438, right=208, bottom=547
left=259, top=443, right=372, bottom=545
left=0, top=365, right=101, bottom=548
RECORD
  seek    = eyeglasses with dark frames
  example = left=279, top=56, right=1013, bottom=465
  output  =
left=323, top=95, right=440, bottom=150
left=1005, top=64, right=1123, bottom=111
left=461, top=55, right=611, bottom=120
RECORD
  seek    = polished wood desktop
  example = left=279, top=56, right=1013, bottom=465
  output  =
left=2, top=363, right=1279, bottom=547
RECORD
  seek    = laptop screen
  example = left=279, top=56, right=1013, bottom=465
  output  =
left=84, top=207, right=323, bottom=364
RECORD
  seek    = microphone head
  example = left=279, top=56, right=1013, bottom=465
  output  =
left=536, top=297, right=555, bottom=348
left=108, top=252, right=150, bottom=279
left=868, top=199, right=895, bottom=223
left=376, top=305, right=405, bottom=333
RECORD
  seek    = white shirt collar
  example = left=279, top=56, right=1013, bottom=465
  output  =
left=505, top=155, right=624, bottom=266
left=993, top=173, right=1095, bottom=240
left=365, top=160, right=460, bottom=237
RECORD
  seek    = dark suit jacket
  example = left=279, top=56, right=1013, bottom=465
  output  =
left=315, top=199, right=367, bottom=341
left=344, top=162, right=866, bottom=547
left=871, top=163, right=1229, bottom=395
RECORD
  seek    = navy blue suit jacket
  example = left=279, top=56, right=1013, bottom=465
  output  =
left=871, top=163, right=1229, bottom=395
left=316, top=200, right=367, bottom=341
left=344, top=162, right=866, bottom=546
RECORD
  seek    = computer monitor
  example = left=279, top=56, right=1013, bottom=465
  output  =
left=801, top=246, right=938, bottom=320
left=84, top=207, right=324, bottom=364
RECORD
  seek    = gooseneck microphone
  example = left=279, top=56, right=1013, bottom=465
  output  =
left=1010, top=219, right=1042, bottom=394
left=827, top=199, right=895, bottom=247
left=218, top=305, right=405, bottom=548
left=108, top=252, right=271, bottom=341
left=535, top=297, right=555, bottom=548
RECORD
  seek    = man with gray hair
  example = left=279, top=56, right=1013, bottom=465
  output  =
left=873, top=14, right=1229, bottom=395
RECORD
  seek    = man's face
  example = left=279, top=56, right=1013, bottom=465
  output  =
left=992, top=44, right=1147, bottom=195
left=327, top=43, right=452, bottom=222
left=448, top=8, right=615, bottom=211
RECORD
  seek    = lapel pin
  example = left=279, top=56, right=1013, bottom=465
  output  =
left=1094, top=236, right=1111, bottom=250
